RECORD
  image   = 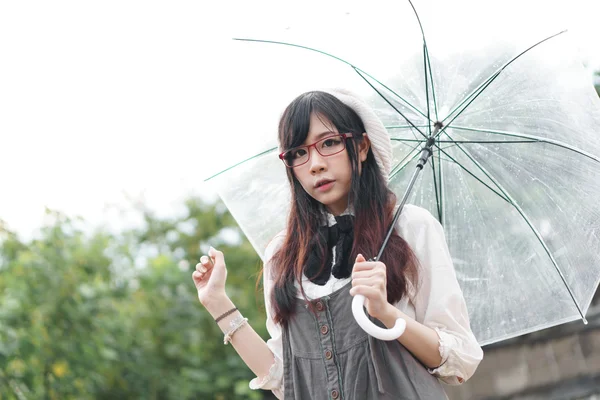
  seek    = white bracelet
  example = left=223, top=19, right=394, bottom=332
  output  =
left=224, top=315, right=248, bottom=345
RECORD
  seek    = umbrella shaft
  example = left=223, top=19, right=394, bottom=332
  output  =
left=375, top=134, right=436, bottom=262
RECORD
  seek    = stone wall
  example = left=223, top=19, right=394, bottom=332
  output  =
left=446, top=306, right=600, bottom=400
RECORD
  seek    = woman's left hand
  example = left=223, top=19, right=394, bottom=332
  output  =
left=349, top=254, right=391, bottom=320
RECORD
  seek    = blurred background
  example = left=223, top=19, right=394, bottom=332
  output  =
left=1, top=1, right=600, bottom=399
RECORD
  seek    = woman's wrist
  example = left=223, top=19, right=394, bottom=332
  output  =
left=209, top=297, right=247, bottom=337
left=205, top=295, right=235, bottom=319
left=378, top=303, right=404, bottom=328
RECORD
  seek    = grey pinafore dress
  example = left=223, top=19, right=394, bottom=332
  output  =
left=282, top=281, right=448, bottom=399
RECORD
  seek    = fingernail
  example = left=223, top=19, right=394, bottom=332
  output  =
left=200, top=256, right=209, bottom=264
left=208, top=246, right=215, bottom=255
left=200, top=266, right=207, bottom=273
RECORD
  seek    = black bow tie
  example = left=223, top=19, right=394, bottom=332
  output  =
left=305, top=215, right=354, bottom=285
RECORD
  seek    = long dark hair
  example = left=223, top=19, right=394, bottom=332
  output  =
left=268, top=91, right=419, bottom=326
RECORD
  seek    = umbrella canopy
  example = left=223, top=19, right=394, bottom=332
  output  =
left=206, top=0, right=600, bottom=345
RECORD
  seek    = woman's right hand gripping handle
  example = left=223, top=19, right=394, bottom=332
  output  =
left=192, top=246, right=228, bottom=310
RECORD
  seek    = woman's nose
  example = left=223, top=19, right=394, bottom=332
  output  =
left=308, top=147, right=326, bottom=173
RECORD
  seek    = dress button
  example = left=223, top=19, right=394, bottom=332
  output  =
left=325, top=350, right=333, bottom=360
left=320, top=325, right=329, bottom=335
left=331, top=389, right=339, bottom=399
left=315, top=301, right=324, bottom=311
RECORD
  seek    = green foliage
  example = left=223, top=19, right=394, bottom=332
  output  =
left=0, top=199, right=270, bottom=399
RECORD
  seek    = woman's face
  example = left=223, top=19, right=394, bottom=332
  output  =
left=292, top=113, right=369, bottom=215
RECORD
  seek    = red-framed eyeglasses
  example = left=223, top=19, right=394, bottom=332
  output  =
left=278, top=133, right=355, bottom=168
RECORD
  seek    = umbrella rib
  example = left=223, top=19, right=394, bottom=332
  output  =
left=204, top=147, right=278, bottom=182
left=388, top=142, right=425, bottom=180
left=233, top=38, right=431, bottom=123
left=387, top=127, right=432, bottom=143
left=441, top=132, right=588, bottom=323
left=434, top=140, right=539, bottom=154
left=426, top=47, right=439, bottom=121
left=392, top=138, right=538, bottom=145
left=450, top=126, right=600, bottom=164
left=353, top=68, right=428, bottom=139
left=432, top=145, right=510, bottom=203
left=408, top=0, right=440, bottom=127
left=352, top=66, right=429, bottom=139
left=440, top=30, right=567, bottom=128
left=424, top=44, right=431, bottom=136
left=352, top=72, right=431, bottom=131
left=352, top=70, right=430, bottom=129
left=441, top=72, right=498, bottom=126
left=453, top=98, right=576, bottom=120
left=387, top=125, right=430, bottom=130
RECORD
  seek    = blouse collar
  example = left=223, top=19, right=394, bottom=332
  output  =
left=321, top=204, right=355, bottom=227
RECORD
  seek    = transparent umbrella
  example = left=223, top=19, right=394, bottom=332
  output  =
left=206, top=0, right=600, bottom=345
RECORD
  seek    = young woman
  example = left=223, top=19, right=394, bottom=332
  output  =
left=193, top=89, right=483, bottom=399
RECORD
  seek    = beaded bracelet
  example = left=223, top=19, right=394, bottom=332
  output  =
left=224, top=315, right=249, bottom=345
left=215, top=307, right=238, bottom=323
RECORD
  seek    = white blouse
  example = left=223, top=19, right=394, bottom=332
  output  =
left=249, top=204, right=483, bottom=398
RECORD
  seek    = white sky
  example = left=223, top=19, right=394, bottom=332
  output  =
left=1, top=0, right=599, bottom=239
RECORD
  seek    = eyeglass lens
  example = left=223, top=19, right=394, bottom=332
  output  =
left=284, top=136, right=346, bottom=167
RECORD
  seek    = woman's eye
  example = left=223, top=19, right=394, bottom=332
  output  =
left=292, top=149, right=307, bottom=158
left=323, top=138, right=341, bottom=147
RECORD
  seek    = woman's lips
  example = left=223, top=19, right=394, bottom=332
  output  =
left=315, top=181, right=335, bottom=192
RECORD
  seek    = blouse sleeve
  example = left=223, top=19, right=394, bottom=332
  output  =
left=399, top=205, right=484, bottom=385
left=248, top=234, right=285, bottom=398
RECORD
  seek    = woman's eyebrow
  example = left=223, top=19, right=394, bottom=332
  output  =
left=313, top=131, right=337, bottom=139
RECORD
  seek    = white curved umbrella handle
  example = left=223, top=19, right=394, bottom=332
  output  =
left=352, top=294, right=406, bottom=341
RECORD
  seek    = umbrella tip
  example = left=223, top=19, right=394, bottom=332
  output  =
left=582, top=317, right=589, bottom=325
